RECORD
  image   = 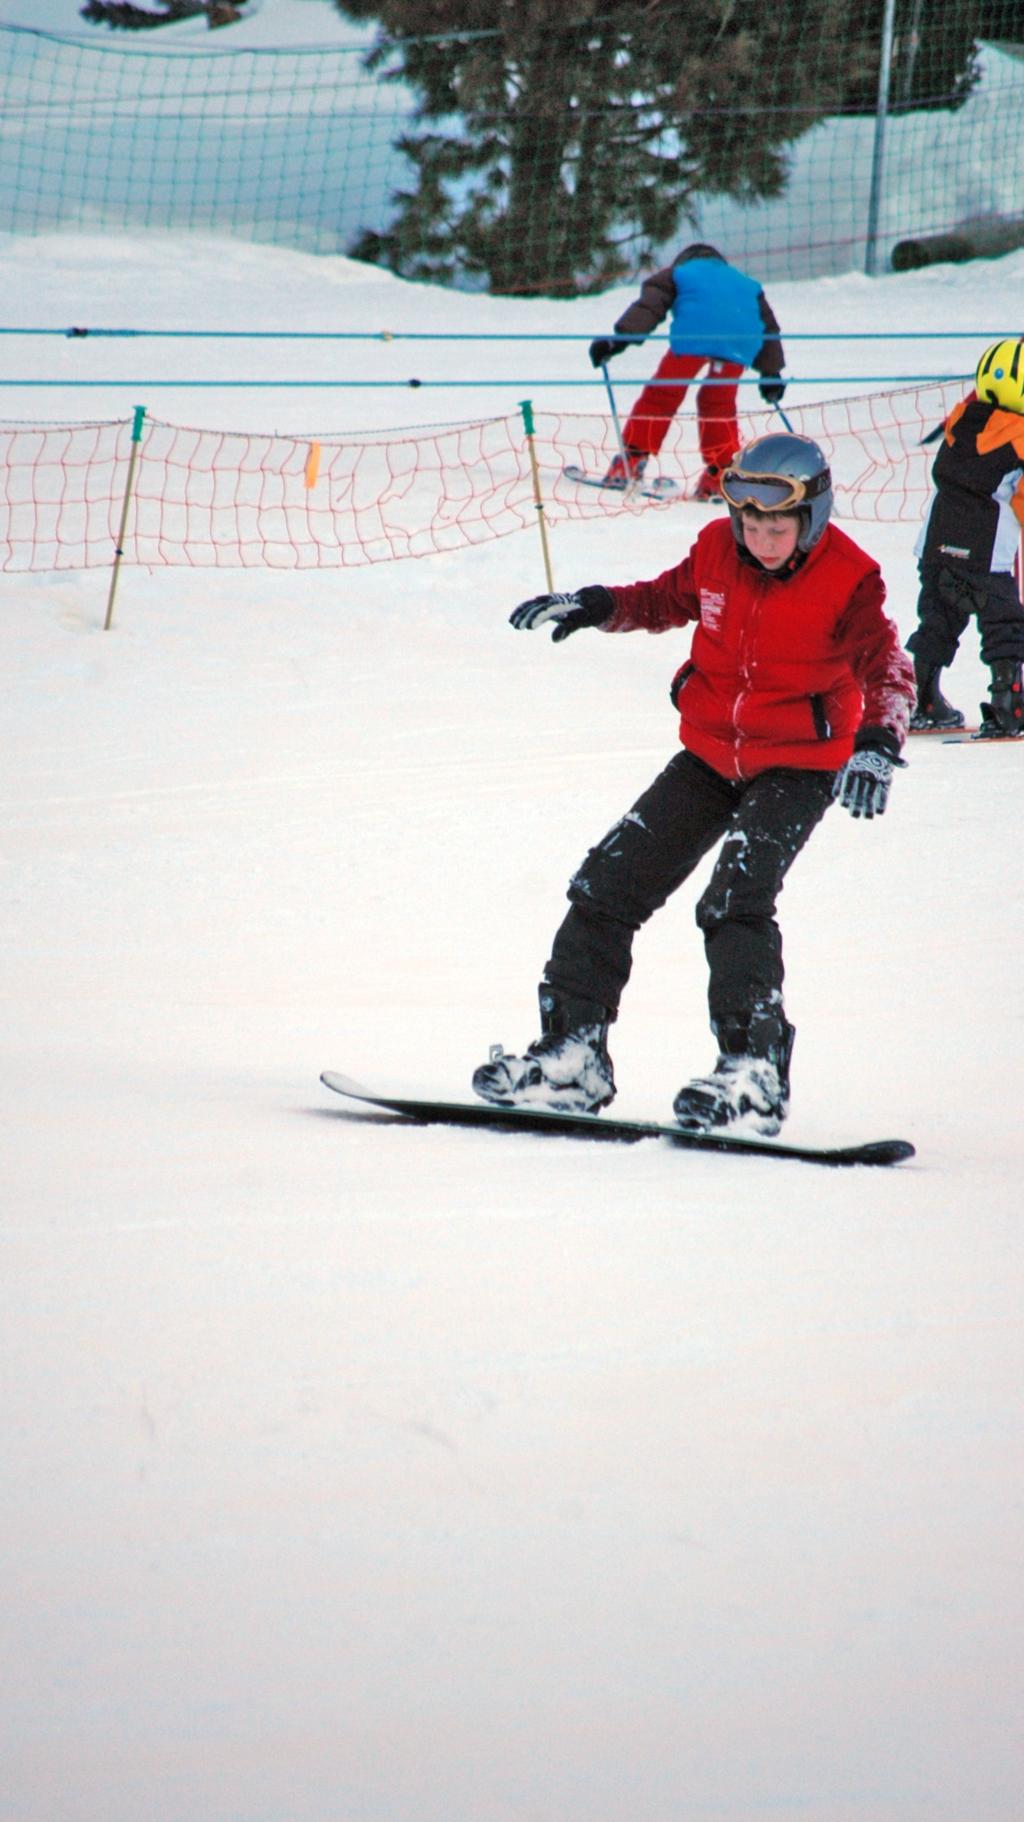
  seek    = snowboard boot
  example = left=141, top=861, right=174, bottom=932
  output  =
left=672, top=1014, right=795, bottom=1137
left=471, top=984, right=616, bottom=1113
left=602, top=447, right=647, bottom=490
left=692, top=465, right=724, bottom=502
left=978, top=659, right=1024, bottom=738
left=909, top=659, right=964, bottom=731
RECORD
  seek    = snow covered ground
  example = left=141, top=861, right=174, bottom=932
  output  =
left=2, top=227, right=1024, bottom=1822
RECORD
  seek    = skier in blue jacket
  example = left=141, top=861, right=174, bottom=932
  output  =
left=588, top=244, right=786, bottom=499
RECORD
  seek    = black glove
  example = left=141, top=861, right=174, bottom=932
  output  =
left=509, top=585, right=615, bottom=642
left=832, top=732, right=906, bottom=819
left=758, top=378, right=787, bottom=405
left=589, top=337, right=629, bottom=369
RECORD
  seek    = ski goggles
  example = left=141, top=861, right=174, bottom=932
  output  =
left=720, top=467, right=830, bottom=511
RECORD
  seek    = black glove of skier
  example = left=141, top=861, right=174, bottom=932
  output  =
left=758, top=378, right=787, bottom=405
left=832, top=730, right=906, bottom=819
left=509, top=585, right=615, bottom=642
left=589, top=337, right=629, bottom=369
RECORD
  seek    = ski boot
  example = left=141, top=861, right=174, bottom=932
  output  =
left=601, top=447, right=648, bottom=490
left=909, top=659, right=964, bottom=731
left=691, top=465, right=723, bottom=502
left=673, top=1014, right=795, bottom=1137
left=978, top=659, right=1024, bottom=738
left=472, top=985, right=616, bottom=1113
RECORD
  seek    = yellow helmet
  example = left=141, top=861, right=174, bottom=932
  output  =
left=975, top=338, right=1024, bottom=413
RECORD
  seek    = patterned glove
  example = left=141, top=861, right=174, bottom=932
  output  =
left=510, top=585, right=615, bottom=642
left=588, top=338, right=628, bottom=369
left=832, top=742, right=904, bottom=819
left=758, top=378, right=787, bottom=405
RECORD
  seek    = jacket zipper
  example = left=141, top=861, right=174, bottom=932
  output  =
left=732, top=580, right=765, bottom=778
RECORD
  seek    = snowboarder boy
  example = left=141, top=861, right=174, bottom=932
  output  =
left=908, top=336, right=1024, bottom=736
left=588, top=244, right=786, bottom=499
left=473, top=432, right=914, bottom=1136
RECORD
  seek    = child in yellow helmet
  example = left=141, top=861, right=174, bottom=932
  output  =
left=908, top=336, right=1024, bottom=737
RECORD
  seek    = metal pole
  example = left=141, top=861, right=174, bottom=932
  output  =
left=518, top=399, right=554, bottom=593
left=898, top=0, right=924, bottom=105
left=104, top=404, right=146, bottom=631
left=865, top=0, right=898, bottom=276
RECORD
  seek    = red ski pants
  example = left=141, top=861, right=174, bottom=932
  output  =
left=622, top=351, right=744, bottom=469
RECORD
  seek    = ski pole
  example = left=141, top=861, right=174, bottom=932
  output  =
left=601, top=361, right=629, bottom=467
left=774, top=403, right=796, bottom=433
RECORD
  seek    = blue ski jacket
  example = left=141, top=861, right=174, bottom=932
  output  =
left=612, top=246, right=784, bottom=376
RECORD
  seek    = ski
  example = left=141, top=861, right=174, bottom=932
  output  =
left=941, top=731, right=1024, bottom=744
left=320, top=1072, right=914, bottom=1168
left=562, top=464, right=681, bottom=502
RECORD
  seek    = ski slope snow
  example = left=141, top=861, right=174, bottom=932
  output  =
left=2, top=224, right=1023, bottom=1822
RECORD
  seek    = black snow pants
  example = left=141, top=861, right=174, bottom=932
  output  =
left=907, top=562, right=1024, bottom=670
left=544, top=748, right=835, bottom=1037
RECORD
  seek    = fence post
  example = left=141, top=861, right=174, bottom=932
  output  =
left=104, top=403, right=146, bottom=631
left=865, top=0, right=898, bottom=276
left=519, top=398, right=554, bottom=592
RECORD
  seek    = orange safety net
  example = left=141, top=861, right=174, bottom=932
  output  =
left=0, top=383, right=965, bottom=574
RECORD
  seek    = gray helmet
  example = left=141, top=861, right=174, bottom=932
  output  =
left=722, top=433, right=834, bottom=555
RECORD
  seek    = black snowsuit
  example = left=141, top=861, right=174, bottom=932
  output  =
left=908, top=396, right=1024, bottom=670
left=544, top=751, right=834, bottom=1038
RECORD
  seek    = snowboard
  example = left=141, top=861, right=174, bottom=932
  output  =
left=562, top=464, right=681, bottom=502
left=909, top=723, right=979, bottom=738
left=320, top=1072, right=914, bottom=1168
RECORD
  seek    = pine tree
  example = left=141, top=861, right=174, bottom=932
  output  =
left=335, top=0, right=1009, bottom=295
left=80, top=1, right=248, bottom=28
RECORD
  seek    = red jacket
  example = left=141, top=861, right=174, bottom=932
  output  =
left=602, top=519, right=914, bottom=780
